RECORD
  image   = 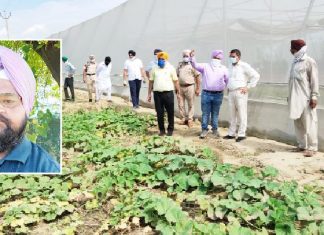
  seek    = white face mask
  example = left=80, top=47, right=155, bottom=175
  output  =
left=183, top=57, right=190, bottom=62
left=230, top=57, right=237, bottom=64
left=211, top=59, right=221, bottom=67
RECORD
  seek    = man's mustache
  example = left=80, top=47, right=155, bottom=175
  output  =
left=0, top=115, right=10, bottom=127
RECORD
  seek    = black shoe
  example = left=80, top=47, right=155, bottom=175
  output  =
left=64, top=97, right=71, bottom=101
left=236, top=137, right=246, bottom=142
left=166, top=131, right=173, bottom=136
left=89, top=99, right=92, bottom=102
left=159, top=131, right=166, bottom=136
left=223, top=135, right=235, bottom=140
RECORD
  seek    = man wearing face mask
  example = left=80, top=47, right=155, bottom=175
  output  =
left=176, top=49, right=200, bottom=127
left=147, top=52, right=180, bottom=136
left=288, top=39, right=319, bottom=157
left=0, top=45, right=60, bottom=173
left=83, top=55, right=97, bottom=102
left=190, top=50, right=229, bottom=139
left=123, top=50, right=146, bottom=109
left=224, top=49, right=260, bottom=142
left=96, top=56, right=112, bottom=102
left=146, top=49, right=162, bottom=79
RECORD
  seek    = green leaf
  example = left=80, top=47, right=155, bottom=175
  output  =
left=232, top=189, right=245, bottom=201
left=165, top=207, right=184, bottom=223
left=215, top=206, right=227, bottom=219
left=301, top=222, right=319, bottom=235
left=197, top=159, right=214, bottom=172
left=275, top=223, right=296, bottom=235
left=138, top=163, right=153, bottom=174
left=175, top=220, right=193, bottom=234
left=156, top=169, right=169, bottom=181
left=297, top=207, right=312, bottom=221
left=247, top=179, right=262, bottom=188
left=156, top=221, right=174, bottom=235
left=227, top=221, right=254, bottom=235
left=174, top=173, right=189, bottom=190
left=187, top=174, right=200, bottom=187
left=155, top=198, right=171, bottom=215
left=211, top=172, right=227, bottom=187
left=85, top=199, right=99, bottom=210
left=261, top=166, right=279, bottom=178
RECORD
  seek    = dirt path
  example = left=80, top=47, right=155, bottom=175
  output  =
left=63, top=89, right=324, bottom=186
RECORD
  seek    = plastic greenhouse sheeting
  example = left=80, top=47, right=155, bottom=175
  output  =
left=51, top=0, right=324, bottom=85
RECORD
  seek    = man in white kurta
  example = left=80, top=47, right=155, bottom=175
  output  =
left=96, top=56, right=112, bottom=102
left=288, top=39, right=319, bottom=157
left=224, top=49, right=260, bottom=142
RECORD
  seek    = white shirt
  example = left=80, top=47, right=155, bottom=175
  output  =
left=63, top=61, right=76, bottom=78
left=227, top=61, right=260, bottom=91
left=96, top=62, right=112, bottom=90
left=97, top=62, right=112, bottom=78
left=124, top=57, right=143, bottom=81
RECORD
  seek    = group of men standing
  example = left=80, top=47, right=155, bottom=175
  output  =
left=62, top=55, right=112, bottom=103
left=146, top=48, right=260, bottom=142
left=62, top=38, right=319, bottom=157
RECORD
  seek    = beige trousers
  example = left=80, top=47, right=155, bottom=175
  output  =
left=178, top=85, right=195, bottom=121
left=86, top=75, right=96, bottom=100
left=294, top=106, right=318, bottom=151
left=228, top=89, right=248, bottom=137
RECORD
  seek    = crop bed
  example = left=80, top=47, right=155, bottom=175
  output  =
left=0, top=107, right=323, bottom=235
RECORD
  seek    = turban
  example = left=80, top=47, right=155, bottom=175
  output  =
left=157, top=51, right=169, bottom=60
left=0, top=45, right=36, bottom=116
left=182, top=49, right=191, bottom=56
left=211, top=50, right=224, bottom=60
left=128, top=50, right=136, bottom=56
left=291, top=39, right=306, bottom=51
left=154, top=49, right=162, bottom=54
left=62, top=56, right=68, bottom=62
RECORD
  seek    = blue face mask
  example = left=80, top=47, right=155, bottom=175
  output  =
left=158, top=59, right=165, bottom=68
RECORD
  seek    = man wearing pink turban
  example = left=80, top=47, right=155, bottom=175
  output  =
left=190, top=49, right=229, bottom=139
left=0, top=45, right=60, bottom=173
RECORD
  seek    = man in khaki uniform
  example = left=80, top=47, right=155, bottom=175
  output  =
left=288, top=39, right=319, bottom=157
left=83, top=55, right=97, bottom=102
left=176, top=49, right=200, bottom=127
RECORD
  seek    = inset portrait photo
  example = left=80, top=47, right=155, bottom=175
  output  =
left=0, top=40, right=61, bottom=173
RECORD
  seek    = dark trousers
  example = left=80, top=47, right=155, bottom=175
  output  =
left=64, top=77, right=75, bottom=100
left=128, top=79, right=142, bottom=107
left=153, top=91, right=174, bottom=133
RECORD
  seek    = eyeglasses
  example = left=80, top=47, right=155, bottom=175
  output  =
left=0, top=93, right=22, bottom=108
